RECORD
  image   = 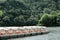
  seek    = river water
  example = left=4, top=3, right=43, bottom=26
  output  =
left=8, top=27, right=60, bottom=40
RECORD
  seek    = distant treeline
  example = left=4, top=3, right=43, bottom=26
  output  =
left=0, top=0, right=60, bottom=26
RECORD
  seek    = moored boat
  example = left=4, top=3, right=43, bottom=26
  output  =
left=0, top=26, right=49, bottom=39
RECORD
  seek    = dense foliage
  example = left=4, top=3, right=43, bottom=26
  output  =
left=0, top=0, right=60, bottom=26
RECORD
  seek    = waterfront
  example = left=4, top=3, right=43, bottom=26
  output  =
left=8, top=27, right=60, bottom=40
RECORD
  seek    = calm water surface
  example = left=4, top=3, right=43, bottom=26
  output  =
left=8, top=27, right=60, bottom=40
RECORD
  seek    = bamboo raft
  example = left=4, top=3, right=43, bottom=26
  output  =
left=0, top=26, right=49, bottom=39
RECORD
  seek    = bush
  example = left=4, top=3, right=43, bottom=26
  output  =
left=56, top=12, right=60, bottom=26
left=38, top=13, right=56, bottom=26
left=26, top=15, right=38, bottom=26
left=0, top=10, right=3, bottom=17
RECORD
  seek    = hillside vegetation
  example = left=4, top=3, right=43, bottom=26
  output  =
left=0, top=0, right=60, bottom=26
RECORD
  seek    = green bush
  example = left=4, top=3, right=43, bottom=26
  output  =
left=0, top=10, right=3, bottom=17
left=56, top=12, right=60, bottom=26
left=38, top=14, right=56, bottom=26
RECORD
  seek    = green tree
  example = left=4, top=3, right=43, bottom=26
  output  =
left=56, top=12, right=60, bottom=26
left=38, top=14, right=56, bottom=26
left=2, top=16, right=10, bottom=26
left=0, top=10, right=3, bottom=17
left=26, top=15, right=38, bottom=26
left=14, top=15, right=25, bottom=26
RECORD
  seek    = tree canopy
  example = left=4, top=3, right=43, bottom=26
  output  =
left=0, top=0, right=60, bottom=26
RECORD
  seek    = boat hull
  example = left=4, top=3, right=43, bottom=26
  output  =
left=0, top=32, right=49, bottom=39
